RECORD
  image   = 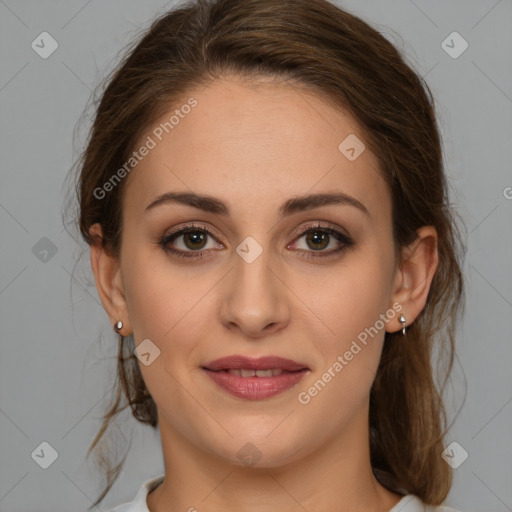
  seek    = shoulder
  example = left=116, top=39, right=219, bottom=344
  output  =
left=427, top=506, right=464, bottom=512
left=106, top=475, right=165, bottom=512
left=390, top=494, right=464, bottom=512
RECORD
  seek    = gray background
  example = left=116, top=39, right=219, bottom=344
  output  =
left=1, top=0, right=511, bottom=511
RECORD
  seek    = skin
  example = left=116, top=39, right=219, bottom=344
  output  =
left=89, top=75, right=438, bottom=512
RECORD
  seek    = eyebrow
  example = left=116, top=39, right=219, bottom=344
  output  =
left=144, top=191, right=370, bottom=218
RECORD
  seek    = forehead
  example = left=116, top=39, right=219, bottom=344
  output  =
left=123, top=76, right=390, bottom=225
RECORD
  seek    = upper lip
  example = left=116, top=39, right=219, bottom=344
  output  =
left=203, top=355, right=309, bottom=372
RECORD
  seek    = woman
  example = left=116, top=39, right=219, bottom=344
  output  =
left=74, top=0, right=466, bottom=510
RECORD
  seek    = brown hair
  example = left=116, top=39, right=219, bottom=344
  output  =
left=67, top=0, right=466, bottom=507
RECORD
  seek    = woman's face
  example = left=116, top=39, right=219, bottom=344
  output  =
left=112, top=76, right=403, bottom=466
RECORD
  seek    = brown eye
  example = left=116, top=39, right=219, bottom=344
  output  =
left=305, top=230, right=330, bottom=251
left=182, top=231, right=208, bottom=250
left=159, top=224, right=221, bottom=259
left=290, top=223, right=355, bottom=260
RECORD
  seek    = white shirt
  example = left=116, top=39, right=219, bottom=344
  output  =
left=108, top=475, right=463, bottom=512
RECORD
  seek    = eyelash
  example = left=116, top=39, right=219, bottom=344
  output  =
left=158, top=221, right=354, bottom=260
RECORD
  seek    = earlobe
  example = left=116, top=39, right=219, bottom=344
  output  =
left=89, top=223, right=132, bottom=335
left=387, top=226, right=439, bottom=334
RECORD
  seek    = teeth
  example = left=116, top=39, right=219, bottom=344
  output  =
left=226, top=368, right=284, bottom=377
left=255, top=369, right=273, bottom=377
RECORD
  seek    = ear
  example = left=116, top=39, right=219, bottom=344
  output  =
left=89, top=223, right=132, bottom=336
left=386, top=225, right=439, bottom=333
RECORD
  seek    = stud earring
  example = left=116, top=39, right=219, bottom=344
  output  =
left=114, top=320, right=123, bottom=333
left=399, top=314, right=406, bottom=335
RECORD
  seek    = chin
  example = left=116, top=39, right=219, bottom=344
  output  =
left=203, top=430, right=308, bottom=469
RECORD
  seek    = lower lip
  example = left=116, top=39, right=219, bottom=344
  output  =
left=202, top=369, right=308, bottom=400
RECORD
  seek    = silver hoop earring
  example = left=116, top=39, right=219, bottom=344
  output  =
left=114, top=320, right=123, bottom=333
left=399, top=314, right=406, bottom=335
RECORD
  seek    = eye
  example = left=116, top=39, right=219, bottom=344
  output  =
left=158, top=223, right=222, bottom=259
left=158, top=221, right=354, bottom=260
left=289, top=222, right=354, bottom=259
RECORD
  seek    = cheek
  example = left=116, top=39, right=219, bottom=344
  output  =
left=121, top=246, right=217, bottom=366
left=300, top=258, right=394, bottom=419
left=298, top=265, right=392, bottom=418
left=317, top=257, right=392, bottom=349
left=121, top=236, right=196, bottom=336
left=122, top=264, right=172, bottom=339
left=120, top=256, right=210, bottom=411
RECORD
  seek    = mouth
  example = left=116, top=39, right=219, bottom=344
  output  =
left=203, top=355, right=309, bottom=372
left=201, top=355, right=310, bottom=400
left=220, top=368, right=286, bottom=377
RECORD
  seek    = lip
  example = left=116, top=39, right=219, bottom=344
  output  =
left=202, top=355, right=309, bottom=400
left=203, top=355, right=308, bottom=372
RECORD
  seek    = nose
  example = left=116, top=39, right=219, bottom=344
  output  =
left=219, top=248, right=290, bottom=339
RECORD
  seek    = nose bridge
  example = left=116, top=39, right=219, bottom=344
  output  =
left=220, top=235, right=289, bottom=336
left=236, top=244, right=274, bottom=295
